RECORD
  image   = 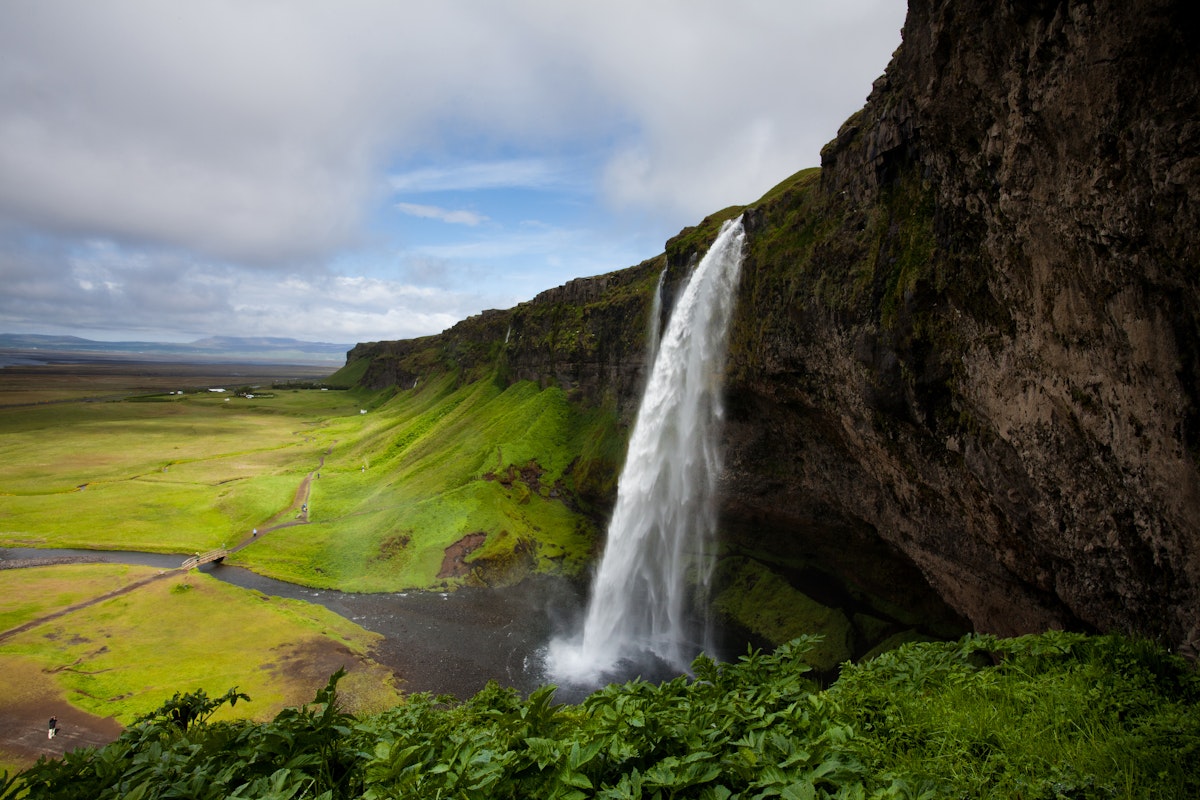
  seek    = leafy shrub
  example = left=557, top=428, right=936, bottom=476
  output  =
left=830, top=632, right=1200, bottom=798
left=5, top=633, right=1197, bottom=799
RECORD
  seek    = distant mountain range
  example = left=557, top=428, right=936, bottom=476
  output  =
left=0, top=333, right=351, bottom=365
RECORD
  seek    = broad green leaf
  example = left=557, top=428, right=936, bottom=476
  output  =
left=780, top=780, right=816, bottom=800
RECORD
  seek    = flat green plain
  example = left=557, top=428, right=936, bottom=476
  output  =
left=0, top=386, right=354, bottom=553
left=0, top=564, right=401, bottom=724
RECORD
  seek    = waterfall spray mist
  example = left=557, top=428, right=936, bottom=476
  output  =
left=548, top=216, right=746, bottom=685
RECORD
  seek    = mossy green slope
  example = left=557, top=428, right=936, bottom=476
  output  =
left=712, top=557, right=854, bottom=671
left=231, top=372, right=621, bottom=591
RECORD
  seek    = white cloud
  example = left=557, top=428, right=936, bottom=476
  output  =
left=389, top=159, right=574, bottom=194
left=228, top=272, right=487, bottom=341
left=534, top=1, right=906, bottom=220
left=395, top=203, right=488, bottom=227
left=0, top=0, right=906, bottom=342
left=0, top=234, right=511, bottom=343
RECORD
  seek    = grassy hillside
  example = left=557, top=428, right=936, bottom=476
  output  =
left=228, top=372, right=621, bottom=591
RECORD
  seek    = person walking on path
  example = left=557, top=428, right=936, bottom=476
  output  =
left=48, top=716, right=57, bottom=739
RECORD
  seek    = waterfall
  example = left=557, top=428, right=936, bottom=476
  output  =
left=547, top=216, right=746, bottom=685
left=647, top=267, right=666, bottom=362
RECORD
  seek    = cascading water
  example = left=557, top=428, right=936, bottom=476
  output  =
left=547, top=216, right=746, bottom=686
left=647, top=267, right=666, bottom=362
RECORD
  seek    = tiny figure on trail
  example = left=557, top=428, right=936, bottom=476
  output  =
left=252, top=528, right=257, bottom=537
left=48, top=716, right=57, bottom=739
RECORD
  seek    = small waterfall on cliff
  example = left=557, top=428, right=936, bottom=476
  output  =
left=547, top=216, right=746, bottom=685
left=647, top=267, right=666, bottom=361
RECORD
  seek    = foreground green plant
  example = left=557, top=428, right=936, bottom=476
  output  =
left=5, top=633, right=1197, bottom=799
left=10, top=673, right=357, bottom=800
left=830, top=631, right=1200, bottom=798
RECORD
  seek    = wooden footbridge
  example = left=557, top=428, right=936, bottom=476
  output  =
left=180, top=549, right=229, bottom=570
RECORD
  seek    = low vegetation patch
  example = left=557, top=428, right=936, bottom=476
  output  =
left=229, top=375, right=614, bottom=591
left=5, top=632, right=1196, bottom=799
left=713, top=557, right=854, bottom=671
left=0, top=566, right=401, bottom=735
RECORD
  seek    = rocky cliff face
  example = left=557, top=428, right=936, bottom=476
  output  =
left=720, top=0, right=1199, bottom=654
left=347, top=0, right=1200, bottom=655
left=348, top=258, right=665, bottom=414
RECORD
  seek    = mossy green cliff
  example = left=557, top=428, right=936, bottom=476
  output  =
left=344, top=0, right=1200, bottom=657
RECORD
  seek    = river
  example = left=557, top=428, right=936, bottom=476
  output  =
left=0, top=547, right=587, bottom=701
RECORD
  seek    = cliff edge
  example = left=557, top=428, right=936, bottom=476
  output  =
left=345, top=0, right=1200, bottom=654
left=722, top=0, right=1199, bottom=652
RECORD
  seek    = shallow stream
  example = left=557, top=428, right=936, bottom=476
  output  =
left=0, top=547, right=586, bottom=701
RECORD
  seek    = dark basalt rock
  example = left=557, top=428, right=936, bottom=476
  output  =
left=727, top=0, right=1200, bottom=653
left=346, top=0, right=1200, bottom=656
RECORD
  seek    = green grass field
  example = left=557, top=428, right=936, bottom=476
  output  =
left=224, top=374, right=616, bottom=591
left=0, top=562, right=144, bottom=632
left=0, top=564, right=400, bottom=724
left=0, top=389, right=355, bottom=553
left=1, top=372, right=614, bottom=590
left=0, top=561, right=402, bottom=775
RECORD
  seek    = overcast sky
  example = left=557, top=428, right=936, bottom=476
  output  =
left=0, top=1, right=905, bottom=346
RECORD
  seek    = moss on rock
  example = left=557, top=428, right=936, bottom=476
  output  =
left=713, top=557, right=853, bottom=671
